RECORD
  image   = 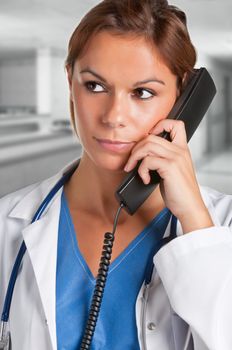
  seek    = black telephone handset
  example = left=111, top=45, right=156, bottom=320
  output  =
left=115, top=67, right=217, bottom=215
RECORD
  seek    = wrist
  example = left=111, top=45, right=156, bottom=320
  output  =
left=177, top=205, right=214, bottom=234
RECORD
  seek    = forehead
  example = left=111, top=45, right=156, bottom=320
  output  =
left=75, top=31, right=174, bottom=79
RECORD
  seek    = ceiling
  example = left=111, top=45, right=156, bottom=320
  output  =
left=0, top=0, right=231, bottom=63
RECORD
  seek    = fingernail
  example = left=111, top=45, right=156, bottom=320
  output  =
left=124, top=164, right=130, bottom=172
left=143, top=177, right=149, bottom=184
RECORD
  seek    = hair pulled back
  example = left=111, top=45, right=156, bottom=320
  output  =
left=65, top=0, right=197, bottom=128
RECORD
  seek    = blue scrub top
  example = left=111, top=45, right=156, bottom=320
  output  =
left=56, top=190, right=171, bottom=349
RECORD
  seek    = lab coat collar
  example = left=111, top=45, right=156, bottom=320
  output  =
left=8, top=158, right=80, bottom=221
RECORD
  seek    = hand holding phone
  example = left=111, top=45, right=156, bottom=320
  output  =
left=123, top=117, right=203, bottom=221
left=115, top=68, right=217, bottom=215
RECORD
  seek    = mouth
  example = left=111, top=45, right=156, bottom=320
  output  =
left=93, top=137, right=136, bottom=152
left=95, top=137, right=135, bottom=144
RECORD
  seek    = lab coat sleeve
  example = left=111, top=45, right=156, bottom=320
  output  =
left=153, top=225, right=232, bottom=350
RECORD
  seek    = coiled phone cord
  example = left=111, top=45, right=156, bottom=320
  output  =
left=80, top=202, right=125, bottom=350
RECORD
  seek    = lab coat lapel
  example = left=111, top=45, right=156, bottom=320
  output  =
left=20, top=188, right=62, bottom=350
left=7, top=159, right=80, bottom=350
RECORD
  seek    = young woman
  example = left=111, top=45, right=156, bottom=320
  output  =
left=1, top=1, right=232, bottom=349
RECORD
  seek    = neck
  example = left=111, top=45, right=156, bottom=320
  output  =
left=64, top=156, right=165, bottom=225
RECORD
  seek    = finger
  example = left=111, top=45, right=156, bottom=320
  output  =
left=137, top=156, right=169, bottom=184
left=138, top=162, right=151, bottom=185
left=149, top=119, right=187, bottom=146
left=124, top=142, right=174, bottom=172
left=131, top=133, right=182, bottom=155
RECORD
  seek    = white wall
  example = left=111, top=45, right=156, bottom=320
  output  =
left=206, top=59, right=232, bottom=152
left=0, top=48, right=70, bottom=119
left=188, top=52, right=232, bottom=164
left=50, top=48, right=70, bottom=119
left=188, top=53, right=212, bottom=163
left=0, top=54, right=36, bottom=110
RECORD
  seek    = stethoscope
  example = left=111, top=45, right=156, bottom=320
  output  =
left=0, top=161, right=177, bottom=350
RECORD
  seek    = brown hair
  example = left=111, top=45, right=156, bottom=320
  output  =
left=65, top=0, right=197, bottom=132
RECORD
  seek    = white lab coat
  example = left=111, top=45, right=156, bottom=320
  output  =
left=0, top=159, right=232, bottom=350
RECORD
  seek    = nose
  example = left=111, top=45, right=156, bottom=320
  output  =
left=101, top=93, right=128, bottom=128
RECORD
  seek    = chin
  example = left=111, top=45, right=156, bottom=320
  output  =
left=91, top=153, right=128, bottom=173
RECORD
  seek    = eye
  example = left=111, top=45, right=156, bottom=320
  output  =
left=84, top=81, right=106, bottom=93
left=133, top=88, right=155, bottom=100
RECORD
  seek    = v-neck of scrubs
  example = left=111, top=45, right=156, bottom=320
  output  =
left=61, top=190, right=170, bottom=283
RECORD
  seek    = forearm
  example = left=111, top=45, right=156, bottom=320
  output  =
left=178, top=202, right=214, bottom=234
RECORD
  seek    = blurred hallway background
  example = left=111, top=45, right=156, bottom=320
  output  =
left=0, top=0, right=232, bottom=198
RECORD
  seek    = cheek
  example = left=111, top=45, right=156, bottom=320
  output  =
left=72, top=84, right=102, bottom=129
left=72, top=89, right=93, bottom=130
left=73, top=108, right=92, bottom=142
left=156, top=92, right=178, bottom=117
left=71, top=103, right=88, bottom=146
left=135, top=94, right=177, bottom=136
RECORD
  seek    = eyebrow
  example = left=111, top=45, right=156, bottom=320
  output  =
left=80, top=67, right=165, bottom=86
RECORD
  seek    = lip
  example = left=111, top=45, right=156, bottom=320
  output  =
left=94, top=137, right=136, bottom=152
left=95, top=137, right=134, bottom=144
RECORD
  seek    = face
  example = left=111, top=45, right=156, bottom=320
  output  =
left=67, top=31, right=179, bottom=172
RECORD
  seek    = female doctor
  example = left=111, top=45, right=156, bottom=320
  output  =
left=1, top=0, right=232, bottom=349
